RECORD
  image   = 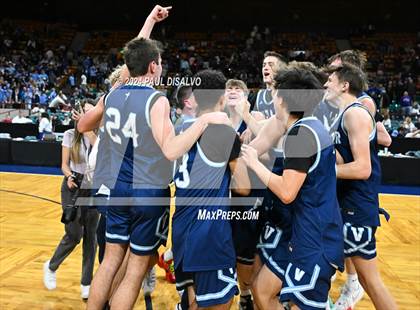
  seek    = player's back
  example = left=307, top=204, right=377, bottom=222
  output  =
left=286, top=117, right=344, bottom=271
left=103, top=84, right=172, bottom=189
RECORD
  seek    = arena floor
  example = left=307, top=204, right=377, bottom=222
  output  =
left=0, top=172, right=419, bottom=309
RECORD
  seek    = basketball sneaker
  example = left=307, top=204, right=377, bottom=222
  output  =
left=334, top=281, right=364, bottom=310
left=157, top=252, right=176, bottom=283
left=43, top=260, right=56, bottom=290
left=142, top=266, right=157, bottom=295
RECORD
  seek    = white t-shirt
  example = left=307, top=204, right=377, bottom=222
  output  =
left=12, top=116, right=32, bottom=124
left=62, top=129, right=91, bottom=174
left=39, top=117, right=52, bottom=133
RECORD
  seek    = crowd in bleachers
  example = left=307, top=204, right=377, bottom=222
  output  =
left=1, top=19, right=419, bottom=135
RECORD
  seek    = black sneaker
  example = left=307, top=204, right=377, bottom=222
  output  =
left=239, top=294, right=254, bottom=310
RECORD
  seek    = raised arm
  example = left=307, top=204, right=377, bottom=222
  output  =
left=249, top=116, right=286, bottom=156
left=150, top=96, right=230, bottom=161
left=137, top=5, right=171, bottom=39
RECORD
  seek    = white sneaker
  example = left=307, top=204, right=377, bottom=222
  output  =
left=142, top=266, right=156, bottom=295
left=81, top=285, right=90, bottom=299
left=43, top=260, right=56, bottom=290
left=335, top=282, right=364, bottom=310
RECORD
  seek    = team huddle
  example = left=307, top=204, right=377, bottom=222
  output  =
left=76, top=5, right=397, bottom=310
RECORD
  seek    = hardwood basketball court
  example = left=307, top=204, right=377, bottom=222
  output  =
left=0, top=172, right=419, bottom=309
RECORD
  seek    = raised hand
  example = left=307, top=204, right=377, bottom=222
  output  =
left=241, top=144, right=259, bottom=168
left=148, top=5, right=172, bottom=23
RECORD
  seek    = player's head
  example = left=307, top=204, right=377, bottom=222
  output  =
left=176, top=85, right=196, bottom=114
left=288, top=61, right=328, bottom=85
left=262, top=51, right=287, bottom=86
left=273, top=67, right=324, bottom=120
left=191, top=70, right=227, bottom=112
left=123, top=38, right=163, bottom=79
left=328, top=50, right=367, bottom=71
left=323, top=63, right=367, bottom=102
left=224, top=79, right=248, bottom=107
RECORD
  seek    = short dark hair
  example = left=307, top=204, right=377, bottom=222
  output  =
left=328, top=50, right=367, bottom=71
left=192, top=70, right=227, bottom=110
left=176, top=85, right=192, bottom=109
left=264, top=51, right=287, bottom=64
left=274, top=68, right=324, bottom=117
left=123, top=38, right=162, bottom=77
left=327, top=63, right=367, bottom=97
left=288, top=61, right=328, bottom=85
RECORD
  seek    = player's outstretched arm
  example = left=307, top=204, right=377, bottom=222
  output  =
left=241, top=144, right=306, bottom=204
left=336, top=108, right=372, bottom=180
left=150, top=96, right=231, bottom=161
left=137, top=5, right=172, bottom=39
left=249, top=116, right=285, bottom=156
left=230, top=158, right=251, bottom=196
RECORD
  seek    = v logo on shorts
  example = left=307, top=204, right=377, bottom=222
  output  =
left=351, top=227, right=364, bottom=242
left=264, top=226, right=275, bottom=239
left=294, top=268, right=305, bottom=282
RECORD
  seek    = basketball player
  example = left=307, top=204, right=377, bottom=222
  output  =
left=241, top=67, right=344, bottom=310
left=77, top=4, right=171, bottom=133
left=87, top=37, right=231, bottom=310
left=327, top=50, right=392, bottom=309
left=225, top=79, right=266, bottom=310
left=172, top=70, right=250, bottom=310
left=324, top=64, right=397, bottom=310
left=174, top=85, right=197, bottom=126
left=328, top=50, right=392, bottom=147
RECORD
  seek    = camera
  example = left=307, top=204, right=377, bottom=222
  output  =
left=61, top=175, right=82, bottom=224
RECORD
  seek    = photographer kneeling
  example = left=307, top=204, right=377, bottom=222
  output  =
left=43, top=99, right=99, bottom=299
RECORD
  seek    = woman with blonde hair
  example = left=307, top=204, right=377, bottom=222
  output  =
left=43, top=99, right=99, bottom=300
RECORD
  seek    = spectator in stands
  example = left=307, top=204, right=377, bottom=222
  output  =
left=49, top=90, right=68, bottom=110
left=1, top=112, right=12, bottom=123
left=38, top=112, right=52, bottom=138
left=401, top=91, right=412, bottom=116
left=62, top=114, right=71, bottom=126
left=12, top=109, right=32, bottom=123
left=403, top=116, right=417, bottom=133
left=382, top=112, right=392, bottom=131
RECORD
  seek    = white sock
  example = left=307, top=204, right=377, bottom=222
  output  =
left=346, top=273, right=359, bottom=289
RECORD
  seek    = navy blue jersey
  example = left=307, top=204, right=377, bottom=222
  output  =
left=173, top=120, right=240, bottom=272
left=313, top=100, right=339, bottom=131
left=263, top=147, right=292, bottom=235
left=284, top=117, right=344, bottom=271
left=234, top=119, right=247, bottom=135
left=333, top=103, right=381, bottom=227
left=255, top=89, right=275, bottom=119
left=102, top=85, right=172, bottom=188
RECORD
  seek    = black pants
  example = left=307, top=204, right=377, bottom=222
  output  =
left=49, top=177, right=99, bottom=285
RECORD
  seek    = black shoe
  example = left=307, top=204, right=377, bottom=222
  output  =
left=239, top=294, right=254, bottom=310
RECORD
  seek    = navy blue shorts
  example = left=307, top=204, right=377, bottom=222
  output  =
left=231, top=198, right=263, bottom=265
left=106, top=185, right=170, bottom=256
left=343, top=222, right=377, bottom=259
left=193, top=267, right=238, bottom=308
left=175, top=264, right=194, bottom=292
left=257, top=222, right=290, bottom=280
left=280, top=255, right=336, bottom=310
